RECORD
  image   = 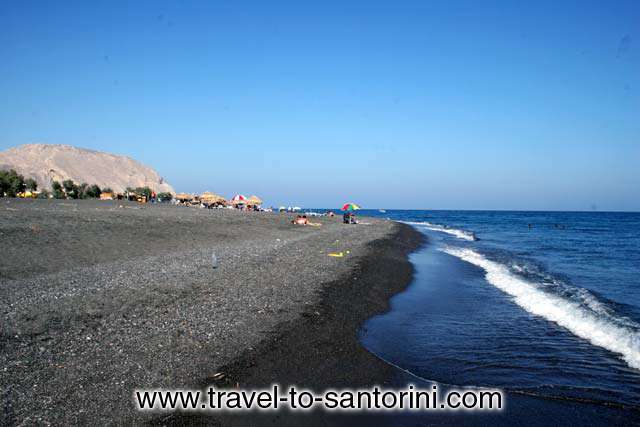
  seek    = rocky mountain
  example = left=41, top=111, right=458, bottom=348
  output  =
left=0, top=144, right=174, bottom=194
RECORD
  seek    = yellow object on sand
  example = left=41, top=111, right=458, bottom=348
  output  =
left=328, top=252, right=344, bottom=257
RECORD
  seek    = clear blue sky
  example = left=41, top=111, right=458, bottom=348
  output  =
left=1, top=0, right=638, bottom=210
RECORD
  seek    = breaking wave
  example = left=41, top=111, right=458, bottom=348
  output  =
left=403, top=221, right=477, bottom=241
left=441, top=247, right=640, bottom=370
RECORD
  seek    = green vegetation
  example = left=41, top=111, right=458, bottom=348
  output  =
left=77, top=182, right=88, bottom=199
left=0, top=169, right=26, bottom=197
left=157, top=192, right=173, bottom=202
left=124, top=186, right=153, bottom=200
left=134, top=186, right=152, bottom=199
left=85, top=184, right=102, bottom=198
left=73, top=183, right=101, bottom=199
left=25, top=178, right=38, bottom=192
left=51, top=181, right=65, bottom=199
left=62, top=179, right=79, bottom=199
left=55, top=179, right=105, bottom=199
left=0, top=169, right=147, bottom=201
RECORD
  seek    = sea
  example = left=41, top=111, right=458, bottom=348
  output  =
left=317, top=209, right=640, bottom=425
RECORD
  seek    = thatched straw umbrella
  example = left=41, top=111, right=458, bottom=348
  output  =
left=200, top=192, right=226, bottom=206
left=246, top=195, right=263, bottom=205
left=200, top=191, right=225, bottom=203
left=175, top=193, right=194, bottom=201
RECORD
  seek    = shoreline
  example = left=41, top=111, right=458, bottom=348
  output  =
left=155, top=222, right=425, bottom=426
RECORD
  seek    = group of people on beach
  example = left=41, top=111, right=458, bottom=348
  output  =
left=343, top=212, right=358, bottom=224
left=291, top=215, right=322, bottom=227
left=293, top=215, right=310, bottom=225
left=290, top=211, right=358, bottom=226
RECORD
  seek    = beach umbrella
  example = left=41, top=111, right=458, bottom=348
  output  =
left=247, top=195, right=263, bottom=205
left=230, top=194, right=247, bottom=204
left=175, top=193, right=194, bottom=201
left=341, top=203, right=361, bottom=211
left=200, top=192, right=225, bottom=203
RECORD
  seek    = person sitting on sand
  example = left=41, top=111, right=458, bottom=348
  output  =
left=342, top=212, right=358, bottom=224
left=293, top=215, right=309, bottom=225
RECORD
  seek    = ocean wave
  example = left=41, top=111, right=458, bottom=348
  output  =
left=403, top=221, right=477, bottom=241
left=441, top=247, right=640, bottom=370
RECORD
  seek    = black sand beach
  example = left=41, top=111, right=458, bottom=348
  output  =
left=159, top=215, right=423, bottom=426
left=0, top=199, right=422, bottom=425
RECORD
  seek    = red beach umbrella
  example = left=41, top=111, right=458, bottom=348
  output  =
left=231, top=194, right=247, bottom=204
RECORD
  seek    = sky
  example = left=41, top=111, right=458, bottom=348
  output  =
left=1, top=0, right=638, bottom=210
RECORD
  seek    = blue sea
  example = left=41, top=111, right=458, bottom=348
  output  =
left=323, top=210, right=640, bottom=424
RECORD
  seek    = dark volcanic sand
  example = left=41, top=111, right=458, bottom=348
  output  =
left=0, top=199, right=422, bottom=425
left=156, top=219, right=424, bottom=427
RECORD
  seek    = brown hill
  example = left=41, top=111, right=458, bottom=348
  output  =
left=0, top=144, right=174, bottom=194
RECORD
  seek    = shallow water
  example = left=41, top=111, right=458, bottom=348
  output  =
left=350, top=210, right=640, bottom=420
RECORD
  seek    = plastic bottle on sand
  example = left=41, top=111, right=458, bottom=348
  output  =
left=211, top=252, right=218, bottom=269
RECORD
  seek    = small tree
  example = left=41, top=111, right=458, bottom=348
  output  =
left=0, top=170, right=9, bottom=196
left=25, top=178, right=38, bottom=192
left=77, top=182, right=89, bottom=199
left=62, top=179, right=79, bottom=199
left=37, top=189, right=50, bottom=199
left=0, top=169, right=26, bottom=197
left=157, top=192, right=173, bottom=202
left=51, top=181, right=65, bottom=199
left=102, top=187, right=113, bottom=194
left=86, top=184, right=102, bottom=198
left=134, top=186, right=152, bottom=199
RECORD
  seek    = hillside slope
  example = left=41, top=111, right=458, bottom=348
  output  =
left=0, top=144, right=174, bottom=193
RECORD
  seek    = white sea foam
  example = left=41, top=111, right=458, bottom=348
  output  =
left=442, top=247, right=640, bottom=370
left=404, top=221, right=477, bottom=241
